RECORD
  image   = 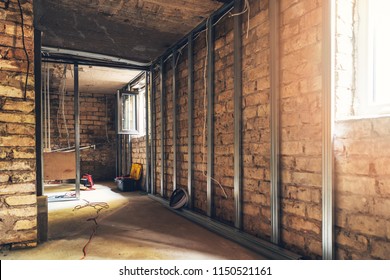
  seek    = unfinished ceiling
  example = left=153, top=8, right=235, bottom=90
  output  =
left=34, top=0, right=230, bottom=63
left=45, top=63, right=140, bottom=94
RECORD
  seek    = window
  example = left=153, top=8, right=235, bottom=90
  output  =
left=117, top=72, right=147, bottom=135
left=357, top=0, right=390, bottom=115
left=117, top=91, right=138, bottom=134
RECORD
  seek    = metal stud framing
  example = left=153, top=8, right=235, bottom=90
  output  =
left=145, top=72, right=150, bottom=193
left=172, top=50, right=178, bottom=191
left=233, top=0, right=243, bottom=230
left=34, top=29, right=43, bottom=196
left=207, top=16, right=215, bottom=218
left=187, top=32, right=194, bottom=209
left=160, top=58, right=165, bottom=197
left=270, top=0, right=280, bottom=245
left=322, top=0, right=335, bottom=260
left=74, top=63, right=81, bottom=199
left=150, top=66, right=156, bottom=194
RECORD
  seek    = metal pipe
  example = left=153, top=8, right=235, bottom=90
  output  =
left=187, top=32, right=194, bottom=209
left=74, top=63, right=80, bottom=199
left=160, top=58, right=165, bottom=197
left=322, top=0, right=335, bottom=260
left=34, top=28, right=43, bottom=196
left=172, top=49, right=177, bottom=191
left=233, top=0, right=243, bottom=230
left=270, top=0, right=281, bottom=245
left=207, top=16, right=215, bottom=218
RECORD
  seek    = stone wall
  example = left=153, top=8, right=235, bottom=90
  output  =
left=0, top=0, right=37, bottom=247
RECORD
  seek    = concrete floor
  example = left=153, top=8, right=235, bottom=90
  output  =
left=1, top=182, right=266, bottom=260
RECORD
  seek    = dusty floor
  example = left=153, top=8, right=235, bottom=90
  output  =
left=1, top=182, right=266, bottom=260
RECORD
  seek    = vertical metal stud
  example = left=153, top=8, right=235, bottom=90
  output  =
left=187, top=32, right=194, bottom=209
left=270, top=0, right=280, bottom=245
left=150, top=66, right=155, bottom=194
left=233, top=0, right=243, bottom=230
left=172, top=50, right=178, bottom=191
left=322, top=0, right=335, bottom=260
left=207, top=16, right=215, bottom=218
left=160, top=58, right=165, bottom=197
left=34, top=29, right=43, bottom=196
left=145, top=72, right=150, bottom=193
left=74, top=63, right=80, bottom=200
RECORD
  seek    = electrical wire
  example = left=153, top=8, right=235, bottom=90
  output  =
left=73, top=200, right=109, bottom=260
left=16, top=0, right=30, bottom=101
left=229, top=0, right=250, bottom=38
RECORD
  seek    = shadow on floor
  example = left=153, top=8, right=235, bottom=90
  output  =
left=1, top=181, right=266, bottom=260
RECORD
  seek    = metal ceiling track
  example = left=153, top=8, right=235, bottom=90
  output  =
left=149, top=195, right=301, bottom=260
left=41, top=47, right=150, bottom=71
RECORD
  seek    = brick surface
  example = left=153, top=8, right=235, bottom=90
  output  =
left=49, top=90, right=117, bottom=180
left=279, top=0, right=322, bottom=258
left=1, top=0, right=37, bottom=248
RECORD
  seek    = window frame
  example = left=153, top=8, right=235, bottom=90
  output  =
left=356, top=0, right=390, bottom=116
left=117, top=90, right=139, bottom=135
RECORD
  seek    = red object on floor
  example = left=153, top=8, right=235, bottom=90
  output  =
left=82, top=174, right=95, bottom=190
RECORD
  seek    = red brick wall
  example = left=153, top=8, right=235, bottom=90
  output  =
left=0, top=0, right=37, bottom=247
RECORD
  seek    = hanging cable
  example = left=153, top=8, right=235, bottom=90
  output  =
left=229, top=0, right=251, bottom=38
left=16, top=0, right=30, bottom=101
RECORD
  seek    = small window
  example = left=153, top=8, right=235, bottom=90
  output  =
left=357, top=0, right=390, bottom=115
left=117, top=91, right=138, bottom=134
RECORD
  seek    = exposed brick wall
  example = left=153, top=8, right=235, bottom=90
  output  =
left=333, top=0, right=390, bottom=260
left=335, top=118, right=390, bottom=260
left=192, top=32, right=207, bottom=214
left=279, top=0, right=323, bottom=259
left=49, top=89, right=117, bottom=180
left=176, top=48, right=189, bottom=192
left=153, top=67, right=162, bottom=196
left=0, top=0, right=37, bottom=247
left=242, top=0, right=272, bottom=239
left=164, top=61, right=174, bottom=199
left=213, top=13, right=234, bottom=225
left=138, top=0, right=389, bottom=260
left=130, top=135, right=146, bottom=189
